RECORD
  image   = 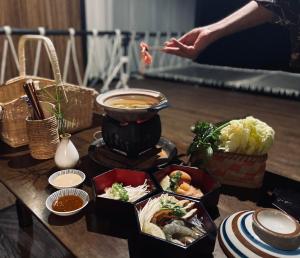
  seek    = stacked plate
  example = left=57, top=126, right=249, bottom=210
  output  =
left=218, top=211, right=300, bottom=258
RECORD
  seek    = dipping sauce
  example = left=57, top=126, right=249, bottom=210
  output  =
left=105, top=94, right=159, bottom=109
left=52, top=195, right=83, bottom=212
left=52, top=173, right=82, bottom=188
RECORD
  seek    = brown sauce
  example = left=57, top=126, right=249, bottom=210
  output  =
left=52, top=195, right=83, bottom=212
left=105, top=94, right=159, bottom=109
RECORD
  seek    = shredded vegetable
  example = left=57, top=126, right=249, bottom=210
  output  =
left=99, top=180, right=150, bottom=202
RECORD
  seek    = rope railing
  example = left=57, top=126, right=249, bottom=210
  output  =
left=0, top=26, right=189, bottom=92
left=0, top=27, right=181, bottom=37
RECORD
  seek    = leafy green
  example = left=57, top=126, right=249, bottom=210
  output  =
left=187, top=121, right=229, bottom=164
left=169, top=171, right=182, bottom=191
left=160, top=199, right=186, bottom=217
left=111, top=183, right=129, bottom=201
left=171, top=205, right=187, bottom=217
left=219, top=116, right=274, bottom=155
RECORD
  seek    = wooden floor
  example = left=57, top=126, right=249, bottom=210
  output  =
left=0, top=183, right=72, bottom=258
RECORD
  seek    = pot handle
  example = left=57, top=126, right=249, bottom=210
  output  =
left=148, top=100, right=168, bottom=112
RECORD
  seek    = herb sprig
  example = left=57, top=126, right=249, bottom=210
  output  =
left=187, top=121, right=229, bottom=164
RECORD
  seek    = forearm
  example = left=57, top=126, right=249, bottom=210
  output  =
left=205, top=1, right=274, bottom=43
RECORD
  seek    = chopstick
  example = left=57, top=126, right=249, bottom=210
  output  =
left=148, top=46, right=163, bottom=51
left=23, top=80, right=45, bottom=120
left=30, top=80, right=45, bottom=119
left=23, top=82, right=39, bottom=119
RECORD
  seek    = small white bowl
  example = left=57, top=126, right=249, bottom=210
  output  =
left=252, top=208, right=300, bottom=250
left=46, top=188, right=89, bottom=216
left=48, top=169, right=86, bottom=189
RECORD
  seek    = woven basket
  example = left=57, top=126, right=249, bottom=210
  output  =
left=203, top=151, right=267, bottom=188
left=0, top=35, right=98, bottom=148
left=26, top=102, right=59, bottom=159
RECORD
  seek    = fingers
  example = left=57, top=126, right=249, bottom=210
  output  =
left=162, top=38, right=197, bottom=59
left=163, top=46, right=185, bottom=57
left=164, top=38, right=177, bottom=47
left=177, top=32, right=193, bottom=45
left=169, top=38, right=188, bottom=51
left=163, top=46, right=195, bottom=59
left=162, top=38, right=187, bottom=58
left=162, top=28, right=209, bottom=59
left=164, top=36, right=191, bottom=48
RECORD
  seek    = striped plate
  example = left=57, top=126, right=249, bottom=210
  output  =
left=218, top=211, right=300, bottom=258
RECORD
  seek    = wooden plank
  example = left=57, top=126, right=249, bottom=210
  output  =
left=0, top=0, right=83, bottom=84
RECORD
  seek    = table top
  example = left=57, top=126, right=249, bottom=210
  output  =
left=0, top=78, right=299, bottom=258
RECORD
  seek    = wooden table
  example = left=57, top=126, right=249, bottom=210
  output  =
left=0, top=79, right=299, bottom=258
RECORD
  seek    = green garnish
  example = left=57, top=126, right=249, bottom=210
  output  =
left=160, top=199, right=186, bottom=217
left=171, top=205, right=186, bottom=217
left=111, top=183, right=129, bottom=201
left=187, top=121, right=229, bottom=164
left=169, top=171, right=182, bottom=191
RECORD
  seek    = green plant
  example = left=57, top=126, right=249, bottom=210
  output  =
left=40, top=86, right=66, bottom=135
left=187, top=121, right=229, bottom=164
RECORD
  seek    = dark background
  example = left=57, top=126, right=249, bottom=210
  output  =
left=194, top=0, right=291, bottom=71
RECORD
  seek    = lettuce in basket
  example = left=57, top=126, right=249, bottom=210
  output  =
left=188, top=116, right=275, bottom=164
left=219, top=116, right=275, bottom=155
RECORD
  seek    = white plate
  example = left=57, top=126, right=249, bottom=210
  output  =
left=46, top=188, right=89, bottom=216
left=48, top=169, right=86, bottom=189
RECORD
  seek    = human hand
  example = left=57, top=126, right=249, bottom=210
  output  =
left=162, top=27, right=214, bottom=60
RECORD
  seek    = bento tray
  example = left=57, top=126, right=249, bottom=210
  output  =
left=88, top=137, right=177, bottom=170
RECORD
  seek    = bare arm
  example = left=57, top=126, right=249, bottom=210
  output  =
left=208, top=1, right=274, bottom=41
left=163, top=1, right=274, bottom=59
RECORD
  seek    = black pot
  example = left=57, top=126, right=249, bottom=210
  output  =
left=102, top=114, right=161, bottom=157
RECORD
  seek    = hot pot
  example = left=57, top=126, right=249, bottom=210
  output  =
left=96, top=88, right=168, bottom=122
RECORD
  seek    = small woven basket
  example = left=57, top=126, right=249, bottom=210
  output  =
left=204, top=151, right=267, bottom=188
left=26, top=102, right=59, bottom=159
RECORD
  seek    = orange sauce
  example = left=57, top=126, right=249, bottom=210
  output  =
left=52, top=195, right=83, bottom=212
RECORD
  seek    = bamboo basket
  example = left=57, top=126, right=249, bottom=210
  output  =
left=0, top=35, right=98, bottom=148
left=205, top=151, right=267, bottom=188
left=26, top=102, right=59, bottom=159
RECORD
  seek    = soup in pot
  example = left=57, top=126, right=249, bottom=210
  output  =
left=105, top=94, right=159, bottom=109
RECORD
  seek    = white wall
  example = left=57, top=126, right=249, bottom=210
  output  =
left=84, top=0, right=196, bottom=80
left=86, top=0, right=196, bottom=32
